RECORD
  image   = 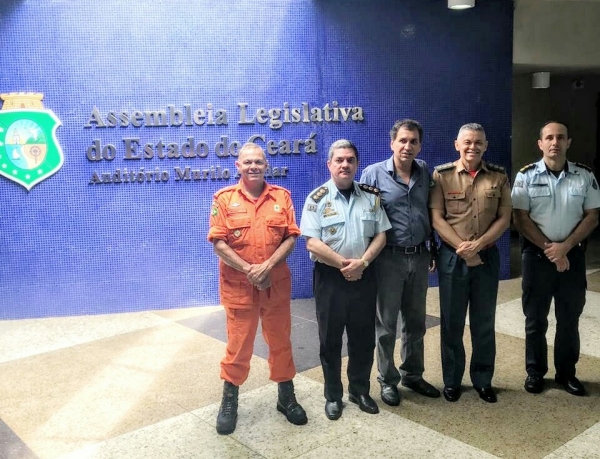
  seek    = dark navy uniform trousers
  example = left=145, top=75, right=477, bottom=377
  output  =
left=522, top=240, right=586, bottom=379
left=313, top=262, right=377, bottom=402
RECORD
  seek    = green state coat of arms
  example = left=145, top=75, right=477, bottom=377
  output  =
left=0, top=92, right=64, bottom=191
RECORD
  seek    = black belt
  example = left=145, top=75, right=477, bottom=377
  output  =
left=385, top=242, right=426, bottom=254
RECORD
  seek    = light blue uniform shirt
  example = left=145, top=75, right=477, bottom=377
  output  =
left=511, top=159, right=600, bottom=242
left=300, top=178, right=392, bottom=261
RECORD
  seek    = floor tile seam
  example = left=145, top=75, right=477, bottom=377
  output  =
left=59, top=411, right=269, bottom=459
left=0, top=320, right=196, bottom=365
left=540, top=423, right=600, bottom=459
left=540, top=421, right=600, bottom=458
left=442, top=327, right=599, bottom=359
left=291, top=315, right=318, bottom=325
left=150, top=306, right=223, bottom=319
left=370, top=409, right=503, bottom=458
left=292, top=430, right=357, bottom=458
left=0, top=418, right=40, bottom=459
left=181, top=411, right=268, bottom=458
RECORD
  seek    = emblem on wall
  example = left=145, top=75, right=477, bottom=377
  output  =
left=0, top=92, right=64, bottom=190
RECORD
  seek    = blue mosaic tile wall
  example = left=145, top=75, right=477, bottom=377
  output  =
left=0, top=0, right=513, bottom=319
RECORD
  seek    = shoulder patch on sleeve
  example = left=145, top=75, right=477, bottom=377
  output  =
left=311, top=186, right=328, bottom=203
left=519, top=163, right=536, bottom=173
left=434, top=162, right=455, bottom=173
left=358, top=183, right=381, bottom=195
left=575, top=162, right=593, bottom=173
left=486, top=162, right=506, bottom=173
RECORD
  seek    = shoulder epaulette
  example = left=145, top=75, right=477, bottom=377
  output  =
left=486, top=162, right=506, bottom=173
left=267, top=183, right=291, bottom=195
left=519, top=163, right=536, bottom=173
left=435, top=162, right=455, bottom=173
left=575, top=162, right=593, bottom=173
left=213, top=184, right=238, bottom=198
left=311, top=186, right=328, bottom=203
left=358, top=183, right=380, bottom=195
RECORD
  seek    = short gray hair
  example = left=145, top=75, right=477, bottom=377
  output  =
left=238, top=142, right=266, bottom=160
left=328, top=139, right=359, bottom=161
left=457, top=123, right=485, bottom=137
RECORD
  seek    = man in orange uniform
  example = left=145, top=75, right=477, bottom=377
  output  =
left=207, top=143, right=307, bottom=435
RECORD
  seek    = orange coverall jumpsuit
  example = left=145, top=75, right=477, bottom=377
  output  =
left=207, top=181, right=301, bottom=386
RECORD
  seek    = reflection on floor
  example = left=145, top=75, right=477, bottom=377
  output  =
left=1, top=238, right=600, bottom=459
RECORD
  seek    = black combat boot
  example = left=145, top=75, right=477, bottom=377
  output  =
left=277, top=380, right=308, bottom=425
left=216, top=381, right=238, bottom=435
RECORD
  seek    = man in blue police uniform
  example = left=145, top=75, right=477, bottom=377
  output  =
left=300, top=139, right=391, bottom=420
left=360, top=119, right=440, bottom=406
left=512, top=121, right=600, bottom=396
left=429, top=123, right=512, bottom=404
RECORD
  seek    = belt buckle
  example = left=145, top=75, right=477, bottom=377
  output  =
left=404, top=245, right=417, bottom=254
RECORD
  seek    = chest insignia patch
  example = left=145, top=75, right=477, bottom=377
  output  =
left=229, top=202, right=240, bottom=207
left=323, top=207, right=338, bottom=217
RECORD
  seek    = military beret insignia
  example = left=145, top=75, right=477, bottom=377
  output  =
left=311, top=186, right=328, bottom=203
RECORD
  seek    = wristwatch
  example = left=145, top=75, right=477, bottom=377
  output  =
left=361, top=258, right=369, bottom=268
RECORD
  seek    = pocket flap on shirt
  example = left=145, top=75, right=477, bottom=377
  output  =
left=485, top=189, right=501, bottom=198
left=266, top=214, right=287, bottom=227
left=322, top=214, right=345, bottom=227
left=569, top=186, right=585, bottom=197
left=225, top=215, right=251, bottom=229
left=445, top=191, right=466, bottom=200
left=361, top=211, right=377, bottom=221
left=529, top=186, right=550, bottom=198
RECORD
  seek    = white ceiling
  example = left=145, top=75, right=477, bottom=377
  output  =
left=513, top=0, right=600, bottom=75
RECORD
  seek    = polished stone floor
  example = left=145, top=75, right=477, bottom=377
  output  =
left=1, top=237, right=600, bottom=459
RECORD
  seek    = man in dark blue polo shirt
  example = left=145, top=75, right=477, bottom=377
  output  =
left=360, top=119, right=439, bottom=406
